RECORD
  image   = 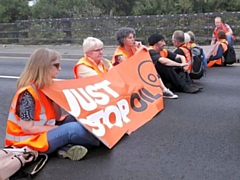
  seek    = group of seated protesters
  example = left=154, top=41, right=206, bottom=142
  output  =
left=4, top=18, right=234, bottom=162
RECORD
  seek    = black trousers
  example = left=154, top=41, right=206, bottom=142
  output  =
left=155, top=63, right=192, bottom=92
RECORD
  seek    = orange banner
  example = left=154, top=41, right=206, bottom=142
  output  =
left=42, top=49, right=164, bottom=148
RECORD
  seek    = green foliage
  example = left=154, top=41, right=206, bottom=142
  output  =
left=30, top=0, right=102, bottom=19
left=0, top=0, right=30, bottom=23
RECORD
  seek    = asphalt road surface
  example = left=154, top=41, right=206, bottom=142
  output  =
left=0, top=56, right=240, bottom=180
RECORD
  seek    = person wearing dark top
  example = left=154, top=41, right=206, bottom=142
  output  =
left=148, top=33, right=201, bottom=93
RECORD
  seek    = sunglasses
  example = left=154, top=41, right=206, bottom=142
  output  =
left=52, top=62, right=60, bottom=69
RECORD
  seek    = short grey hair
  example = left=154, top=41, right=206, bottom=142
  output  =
left=187, top=31, right=195, bottom=42
left=172, top=30, right=185, bottom=44
left=83, top=37, right=103, bottom=53
left=115, top=27, right=136, bottom=46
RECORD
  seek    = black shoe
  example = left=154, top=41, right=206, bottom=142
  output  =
left=190, top=84, right=203, bottom=91
left=184, top=85, right=200, bottom=93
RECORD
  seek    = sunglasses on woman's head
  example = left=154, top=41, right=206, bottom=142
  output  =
left=52, top=62, right=60, bottom=69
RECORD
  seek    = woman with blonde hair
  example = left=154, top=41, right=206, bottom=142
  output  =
left=5, top=48, right=100, bottom=161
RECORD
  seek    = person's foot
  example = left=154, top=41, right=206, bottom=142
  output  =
left=58, top=145, right=88, bottom=161
left=190, top=84, right=203, bottom=90
left=184, top=85, right=200, bottom=93
left=163, top=88, right=178, bottom=99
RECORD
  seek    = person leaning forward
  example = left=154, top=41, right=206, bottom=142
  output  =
left=207, top=30, right=228, bottom=67
left=148, top=33, right=201, bottom=93
left=5, top=48, right=100, bottom=161
left=73, top=37, right=112, bottom=78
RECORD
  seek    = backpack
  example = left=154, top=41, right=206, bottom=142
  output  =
left=182, top=45, right=204, bottom=79
left=223, top=43, right=236, bottom=65
left=0, top=146, right=48, bottom=180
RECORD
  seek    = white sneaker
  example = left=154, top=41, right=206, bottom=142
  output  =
left=163, top=88, right=178, bottom=99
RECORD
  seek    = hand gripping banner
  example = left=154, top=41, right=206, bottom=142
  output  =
left=42, top=49, right=164, bottom=148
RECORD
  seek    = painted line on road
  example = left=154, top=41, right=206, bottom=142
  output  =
left=0, top=75, right=64, bottom=80
left=0, top=56, right=78, bottom=61
left=0, top=75, right=19, bottom=79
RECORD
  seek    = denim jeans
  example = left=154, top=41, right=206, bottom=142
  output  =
left=44, top=114, right=100, bottom=154
left=226, top=34, right=234, bottom=46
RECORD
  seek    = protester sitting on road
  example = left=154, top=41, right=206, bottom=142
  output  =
left=148, top=33, right=201, bottom=94
left=112, top=27, right=147, bottom=66
left=207, top=30, right=228, bottom=67
left=172, top=30, right=205, bottom=84
left=73, top=37, right=112, bottom=78
left=210, top=17, right=235, bottom=47
left=5, top=48, right=100, bottom=161
left=172, top=30, right=194, bottom=73
left=187, top=31, right=207, bottom=70
left=112, top=27, right=178, bottom=99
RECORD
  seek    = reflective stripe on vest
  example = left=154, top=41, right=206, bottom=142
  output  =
left=5, top=133, right=32, bottom=142
left=5, top=84, right=56, bottom=151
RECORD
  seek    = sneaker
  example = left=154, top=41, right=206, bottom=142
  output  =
left=58, top=145, right=88, bottom=161
left=184, top=85, right=200, bottom=93
left=163, top=88, right=178, bottom=99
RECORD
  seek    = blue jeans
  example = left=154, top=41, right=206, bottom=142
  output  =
left=226, top=34, right=234, bottom=46
left=44, top=115, right=100, bottom=154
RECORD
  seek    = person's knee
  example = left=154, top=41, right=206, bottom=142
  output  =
left=65, top=122, right=100, bottom=146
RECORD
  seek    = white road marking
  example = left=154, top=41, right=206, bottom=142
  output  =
left=0, top=75, right=64, bottom=80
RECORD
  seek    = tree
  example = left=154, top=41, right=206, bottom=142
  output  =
left=89, top=0, right=137, bottom=16
left=30, top=0, right=102, bottom=19
left=0, top=0, right=30, bottom=23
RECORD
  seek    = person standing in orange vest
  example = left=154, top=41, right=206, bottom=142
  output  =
left=112, top=27, right=178, bottom=99
left=73, top=37, right=112, bottom=78
left=207, top=30, right=228, bottom=67
left=5, top=48, right=100, bottom=161
left=210, top=17, right=235, bottom=47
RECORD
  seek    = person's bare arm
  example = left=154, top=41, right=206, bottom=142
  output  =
left=159, top=57, right=188, bottom=68
left=19, top=120, right=58, bottom=135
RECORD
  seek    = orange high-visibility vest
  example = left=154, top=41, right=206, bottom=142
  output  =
left=73, top=57, right=111, bottom=78
left=179, top=44, right=192, bottom=73
left=207, top=39, right=228, bottom=68
left=148, top=46, right=169, bottom=65
left=214, top=24, right=236, bottom=41
left=5, top=84, right=56, bottom=152
left=112, top=46, right=138, bottom=66
left=159, top=49, right=168, bottom=58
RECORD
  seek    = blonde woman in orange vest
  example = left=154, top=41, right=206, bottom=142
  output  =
left=112, top=27, right=147, bottom=66
left=5, top=48, right=100, bottom=161
left=211, top=17, right=235, bottom=47
left=207, top=30, right=228, bottom=67
left=73, top=37, right=112, bottom=78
